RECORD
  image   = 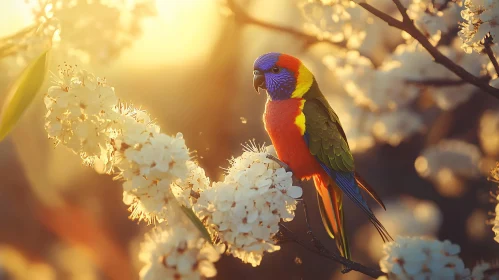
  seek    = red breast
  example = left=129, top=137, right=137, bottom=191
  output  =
left=264, top=99, right=323, bottom=179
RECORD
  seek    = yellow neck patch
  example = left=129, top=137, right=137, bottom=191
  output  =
left=291, top=64, right=314, bottom=99
left=294, top=99, right=306, bottom=135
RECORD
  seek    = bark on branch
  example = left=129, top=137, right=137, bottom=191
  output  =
left=225, top=0, right=348, bottom=49
left=356, top=0, right=499, bottom=99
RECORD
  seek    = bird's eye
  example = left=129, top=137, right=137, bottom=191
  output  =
left=271, top=67, right=280, bottom=74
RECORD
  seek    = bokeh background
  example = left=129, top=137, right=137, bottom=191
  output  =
left=0, top=0, right=497, bottom=279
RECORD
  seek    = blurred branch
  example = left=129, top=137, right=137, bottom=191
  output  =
left=225, top=0, right=348, bottom=49
left=355, top=0, right=499, bottom=99
left=267, top=154, right=385, bottom=279
left=484, top=35, right=499, bottom=76
left=406, top=75, right=491, bottom=86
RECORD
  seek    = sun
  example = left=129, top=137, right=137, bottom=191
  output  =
left=119, top=0, right=222, bottom=66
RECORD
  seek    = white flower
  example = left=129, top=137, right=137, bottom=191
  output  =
left=194, top=144, right=301, bottom=267
left=459, top=0, right=499, bottom=53
left=172, top=160, right=211, bottom=208
left=139, top=225, right=220, bottom=280
left=45, top=67, right=191, bottom=224
left=380, top=236, right=470, bottom=280
left=44, top=66, right=119, bottom=166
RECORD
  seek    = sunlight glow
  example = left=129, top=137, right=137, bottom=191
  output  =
left=119, top=0, right=221, bottom=66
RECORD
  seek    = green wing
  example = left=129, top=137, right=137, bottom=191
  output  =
left=303, top=89, right=354, bottom=172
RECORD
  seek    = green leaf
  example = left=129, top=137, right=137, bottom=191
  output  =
left=179, top=205, right=213, bottom=245
left=0, top=49, right=49, bottom=141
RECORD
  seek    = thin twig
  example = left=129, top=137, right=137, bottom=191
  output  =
left=267, top=154, right=385, bottom=279
left=278, top=224, right=386, bottom=279
left=484, top=35, right=499, bottom=76
left=406, top=76, right=491, bottom=86
left=225, top=0, right=348, bottom=49
left=298, top=198, right=330, bottom=254
left=355, top=0, right=499, bottom=99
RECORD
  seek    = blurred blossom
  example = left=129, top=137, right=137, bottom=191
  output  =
left=471, top=261, right=499, bottom=280
left=492, top=163, right=499, bottom=243
left=194, top=144, right=302, bottom=267
left=459, top=0, right=499, bottom=53
left=379, top=236, right=469, bottom=280
left=0, top=246, right=55, bottom=280
left=372, top=109, right=424, bottom=146
left=324, top=40, right=484, bottom=113
left=466, top=209, right=489, bottom=241
left=139, top=225, right=220, bottom=280
left=405, top=0, right=461, bottom=44
left=392, top=40, right=485, bottom=110
left=415, top=139, right=482, bottom=197
left=480, top=110, right=499, bottom=157
left=300, top=0, right=367, bottom=49
left=323, top=50, right=420, bottom=112
left=27, top=0, right=156, bottom=64
left=48, top=244, right=98, bottom=280
left=357, top=197, right=442, bottom=261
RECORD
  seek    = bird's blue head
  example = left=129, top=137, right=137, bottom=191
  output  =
left=253, top=52, right=314, bottom=100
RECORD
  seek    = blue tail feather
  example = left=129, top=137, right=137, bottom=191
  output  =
left=318, top=162, right=392, bottom=242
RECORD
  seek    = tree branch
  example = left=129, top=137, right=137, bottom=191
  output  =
left=355, top=1, right=499, bottom=99
left=225, top=0, right=348, bottom=49
left=406, top=76, right=491, bottom=86
left=484, top=35, right=499, bottom=76
left=277, top=224, right=385, bottom=279
left=267, top=154, right=385, bottom=279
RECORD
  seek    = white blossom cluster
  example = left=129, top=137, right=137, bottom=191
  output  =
left=459, top=0, right=499, bottom=54
left=45, top=66, right=191, bottom=224
left=194, top=145, right=302, bottom=267
left=139, top=226, right=220, bottom=280
left=113, top=116, right=190, bottom=224
left=44, top=67, right=223, bottom=279
left=378, top=236, right=470, bottom=280
left=44, top=65, right=119, bottom=165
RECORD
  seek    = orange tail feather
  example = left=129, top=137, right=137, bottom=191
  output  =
left=313, top=173, right=350, bottom=260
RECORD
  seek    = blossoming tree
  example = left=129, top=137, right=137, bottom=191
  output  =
left=1, top=0, right=499, bottom=279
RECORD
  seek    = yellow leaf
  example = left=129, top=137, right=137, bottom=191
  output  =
left=0, top=49, right=49, bottom=141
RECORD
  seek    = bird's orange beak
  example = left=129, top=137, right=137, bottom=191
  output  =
left=253, top=69, right=265, bottom=94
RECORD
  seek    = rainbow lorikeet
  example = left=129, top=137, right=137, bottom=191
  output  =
left=253, top=52, right=392, bottom=260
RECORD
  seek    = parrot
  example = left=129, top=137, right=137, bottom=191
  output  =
left=252, top=52, right=392, bottom=260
